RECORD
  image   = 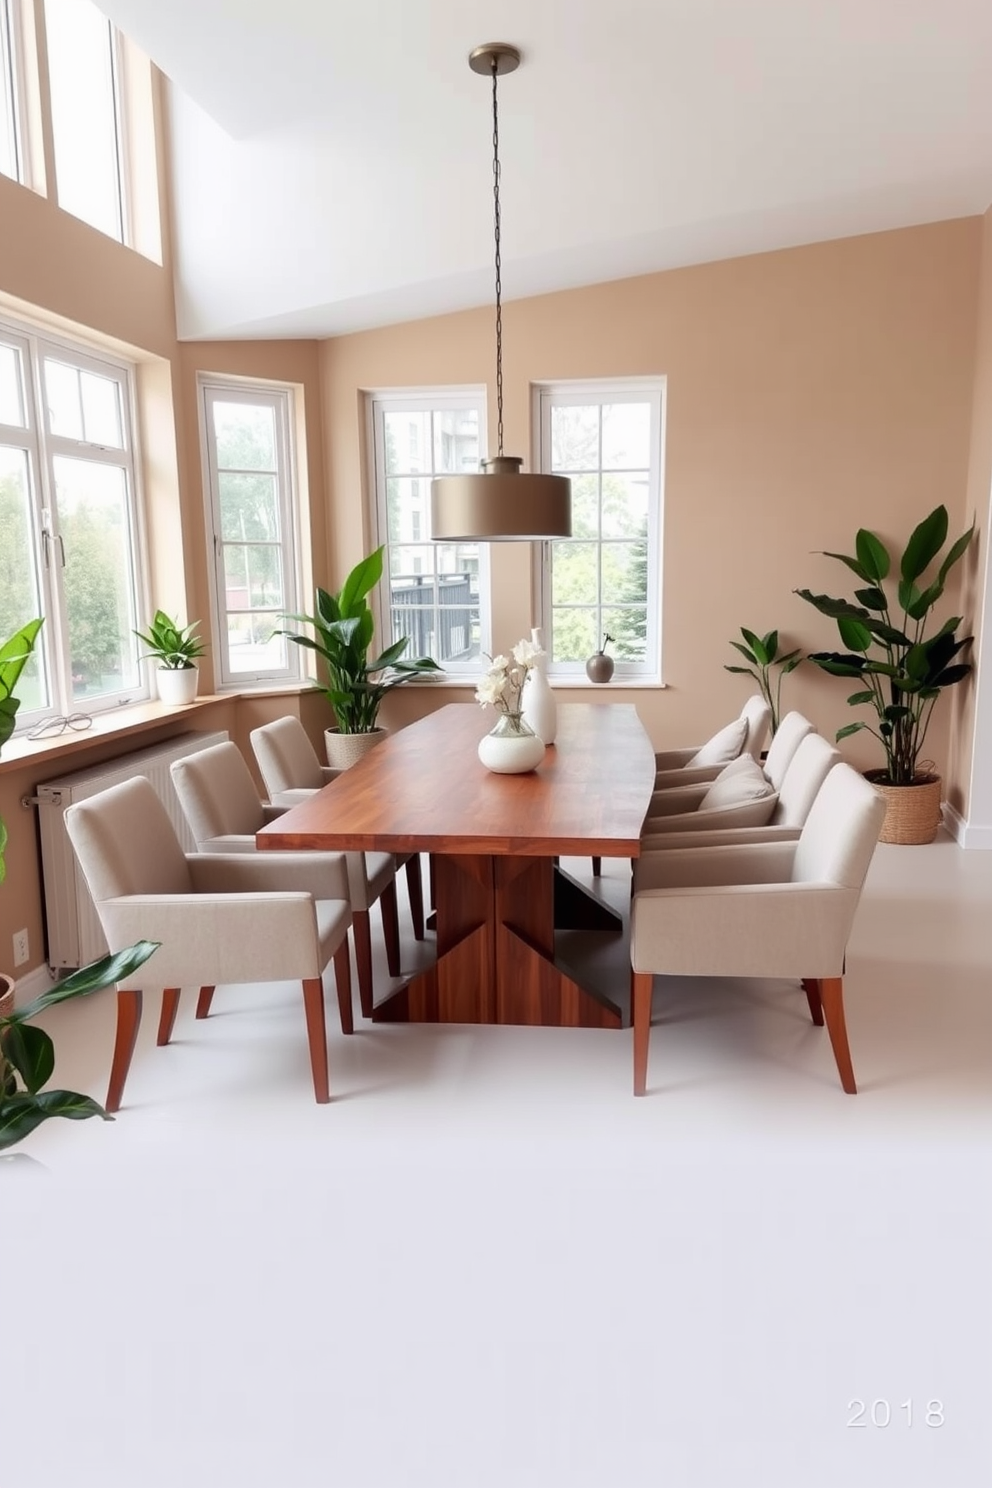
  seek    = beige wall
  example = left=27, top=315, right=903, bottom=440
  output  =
left=322, top=219, right=982, bottom=769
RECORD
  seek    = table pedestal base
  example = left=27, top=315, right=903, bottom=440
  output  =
left=372, top=853, right=622, bottom=1028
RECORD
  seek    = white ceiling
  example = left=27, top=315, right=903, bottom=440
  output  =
left=100, top=0, right=992, bottom=340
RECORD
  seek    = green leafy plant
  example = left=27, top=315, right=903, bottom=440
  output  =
left=0, top=619, right=44, bottom=885
left=724, top=628, right=802, bottom=735
left=795, top=504, right=975, bottom=785
left=133, top=610, right=206, bottom=671
left=1, top=941, right=158, bottom=1150
left=276, top=546, right=442, bottom=734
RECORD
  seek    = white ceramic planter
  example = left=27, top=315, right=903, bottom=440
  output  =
left=157, top=666, right=199, bottom=705
left=325, top=727, right=388, bottom=771
left=521, top=626, right=557, bottom=744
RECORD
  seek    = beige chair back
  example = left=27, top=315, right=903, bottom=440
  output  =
left=772, top=733, right=840, bottom=828
left=740, top=694, right=772, bottom=760
left=793, top=763, right=887, bottom=889
left=763, top=710, right=814, bottom=791
left=65, top=776, right=192, bottom=904
left=171, top=741, right=265, bottom=846
left=251, top=716, right=324, bottom=796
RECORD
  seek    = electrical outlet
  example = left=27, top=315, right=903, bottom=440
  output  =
left=12, top=929, right=29, bottom=967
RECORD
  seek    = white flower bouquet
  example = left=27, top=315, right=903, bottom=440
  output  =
left=475, top=637, right=545, bottom=717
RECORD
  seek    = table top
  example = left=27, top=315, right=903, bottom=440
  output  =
left=256, top=702, right=656, bottom=858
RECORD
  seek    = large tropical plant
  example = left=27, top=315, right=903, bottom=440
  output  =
left=795, top=504, right=974, bottom=786
left=724, top=627, right=802, bottom=735
left=276, top=546, right=441, bottom=734
left=0, top=619, right=44, bottom=886
left=1, top=942, right=158, bottom=1150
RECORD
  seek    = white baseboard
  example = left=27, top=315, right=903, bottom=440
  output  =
left=942, top=802, right=992, bottom=849
left=7, top=963, right=56, bottom=1007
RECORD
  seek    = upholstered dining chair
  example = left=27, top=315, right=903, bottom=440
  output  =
left=64, top=775, right=354, bottom=1111
left=629, top=762, right=887, bottom=1096
left=249, top=716, right=421, bottom=1016
left=638, top=710, right=815, bottom=837
left=591, top=694, right=772, bottom=875
left=637, top=731, right=839, bottom=860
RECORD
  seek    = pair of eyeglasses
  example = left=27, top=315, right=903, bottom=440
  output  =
left=28, top=713, right=94, bottom=740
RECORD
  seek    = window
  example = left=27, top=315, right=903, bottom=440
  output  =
left=199, top=379, right=303, bottom=689
left=45, top=0, right=126, bottom=240
left=535, top=381, right=665, bottom=681
left=368, top=390, right=490, bottom=677
left=0, top=316, right=144, bottom=727
left=0, top=0, right=22, bottom=182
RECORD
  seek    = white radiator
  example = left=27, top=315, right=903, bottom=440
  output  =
left=34, top=730, right=229, bottom=970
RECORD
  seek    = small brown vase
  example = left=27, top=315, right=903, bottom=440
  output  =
left=585, top=650, right=615, bottom=683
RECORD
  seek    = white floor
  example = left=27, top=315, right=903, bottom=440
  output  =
left=4, top=840, right=991, bottom=1488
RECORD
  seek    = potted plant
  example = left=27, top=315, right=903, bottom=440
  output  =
left=0, top=618, right=160, bottom=1152
left=795, top=503, right=975, bottom=843
left=724, top=627, right=802, bottom=735
left=277, top=546, right=442, bottom=769
left=133, top=610, right=206, bottom=705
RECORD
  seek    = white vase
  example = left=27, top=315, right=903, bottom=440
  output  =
left=521, top=626, right=557, bottom=744
left=478, top=712, right=546, bottom=774
left=157, top=666, right=199, bottom=705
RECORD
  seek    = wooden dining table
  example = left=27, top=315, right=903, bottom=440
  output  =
left=256, top=702, right=656, bottom=1029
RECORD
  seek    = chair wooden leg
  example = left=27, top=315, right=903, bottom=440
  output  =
left=195, top=986, right=215, bottom=1019
left=333, top=940, right=354, bottom=1035
left=592, top=856, right=602, bottom=877
left=156, top=988, right=181, bottom=1046
left=353, top=909, right=374, bottom=1019
left=380, top=879, right=401, bottom=978
left=428, top=852, right=436, bottom=909
left=405, top=854, right=425, bottom=941
left=632, top=970, right=653, bottom=1096
left=819, top=975, right=857, bottom=1094
left=301, top=976, right=330, bottom=1103
left=106, top=988, right=143, bottom=1114
left=801, top=977, right=824, bottom=1026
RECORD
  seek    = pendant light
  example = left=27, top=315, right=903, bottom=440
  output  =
left=431, top=43, right=572, bottom=542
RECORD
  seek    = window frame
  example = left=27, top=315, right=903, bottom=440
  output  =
left=0, top=311, right=149, bottom=730
left=366, top=386, right=492, bottom=683
left=0, top=0, right=26, bottom=184
left=197, top=375, right=305, bottom=692
left=533, top=378, right=666, bottom=684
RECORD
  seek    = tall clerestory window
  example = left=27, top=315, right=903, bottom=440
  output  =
left=45, top=0, right=127, bottom=241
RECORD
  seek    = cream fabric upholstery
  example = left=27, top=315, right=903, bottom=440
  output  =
left=64, top=776, right=354, bottom=1109
left=637, top=734, right=840, bottom=859
left=170, top=740, right=287, bottom=852
left=698, top=756, right=775, bottom=809
left=685, top=715, right=748, bottom=768
left=249, top=715, right=422, bottom=1014
left=652, top=694, right=772, bottom=788
left=761, top=710, right=814, bottom=791
left=629, top=764, right=887, bottom=1095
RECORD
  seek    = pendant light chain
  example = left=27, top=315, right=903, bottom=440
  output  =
left=490, top=58, right=504, bottom=459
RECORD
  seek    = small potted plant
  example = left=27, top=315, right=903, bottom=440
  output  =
left=277, top=546, right=442, bottom=769
left=133, top=610, right=206, bottom=705
left=795, top=503, right=974, bottom=843
left=724, top=627, right=802, bottom=735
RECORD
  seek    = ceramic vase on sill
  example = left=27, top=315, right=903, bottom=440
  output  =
left=478, top=712, right=546, bottom=775
left=521, top=626, right=557, bottom=744
left=157, top=666, right=199, bottom=705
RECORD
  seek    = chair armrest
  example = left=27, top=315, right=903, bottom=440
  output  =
left=630, top=881, right=856, bottom=978
left=652, top=763, right=725, bottom=789
left=261, top=802, right=287, bottom=823
left=98, top=892, right=325, bottom=982
left=646, top=783, right=708, bottom=816
left=633, top=839, right=798, bottom=891
left=189, top=850, right=351, bottom=903
left=636, top=824, right=801, bottom=854
left=270, top=787, right=319, bottom=808
left=319, top=766, right=341, bottom=784
left=643, top=795, right=779, bottom=834
left=653, top=746, right=699, bottom=770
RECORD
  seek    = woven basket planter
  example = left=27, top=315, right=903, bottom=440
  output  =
left=324, top=727, right=388, bottom=771
left=864, top=770, right=942, bottom=845
left=0, top=973, right=15, bottom=1019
